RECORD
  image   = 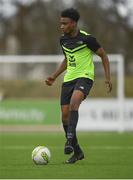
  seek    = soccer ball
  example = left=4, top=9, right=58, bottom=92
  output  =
left=32, top=146, right=51, bottom=165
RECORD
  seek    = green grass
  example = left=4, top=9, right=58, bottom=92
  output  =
left=0, top=132, right=133, bottom=179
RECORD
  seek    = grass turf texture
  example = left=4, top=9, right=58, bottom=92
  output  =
left=0, top=132, right=133, bottom=179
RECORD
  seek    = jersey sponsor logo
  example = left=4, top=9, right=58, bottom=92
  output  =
left=68, top=55, right=75, bottom=62
left=68, top=55, right=76, bottom=67
left=69, top=62, right=76, bottom=67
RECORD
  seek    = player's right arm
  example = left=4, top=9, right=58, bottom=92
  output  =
left=45, top=58, right=67, bottom=86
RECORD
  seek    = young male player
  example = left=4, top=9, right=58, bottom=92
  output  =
left=45, top=8, right=112, bottom=164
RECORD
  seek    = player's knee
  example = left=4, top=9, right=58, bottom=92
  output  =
left=70, top=102, right=79, bottom=111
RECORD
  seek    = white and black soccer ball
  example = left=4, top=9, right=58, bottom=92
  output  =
left=32, top=146, right=51, bottom=165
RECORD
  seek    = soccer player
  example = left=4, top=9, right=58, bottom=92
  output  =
left=45, top=8, right=112, bottom=164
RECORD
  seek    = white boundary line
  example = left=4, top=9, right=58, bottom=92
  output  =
left=1, top=145, right=133, bottom=150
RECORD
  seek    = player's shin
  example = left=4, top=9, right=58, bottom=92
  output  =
left=64, top=110, right=79, bottom=154
left=63, top=124, right=68, bottom=138
left=67, top=110, right=79, bottom=139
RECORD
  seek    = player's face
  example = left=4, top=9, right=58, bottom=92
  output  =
left=60, top=17, right=76, bottom=35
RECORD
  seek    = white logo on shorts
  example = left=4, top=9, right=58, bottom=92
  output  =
left=79, top=86, right=84, bottom=90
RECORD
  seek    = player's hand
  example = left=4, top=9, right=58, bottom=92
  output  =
left=45, top=76, right=55, bottom=86
left=105, top=80, right=112, bottom=93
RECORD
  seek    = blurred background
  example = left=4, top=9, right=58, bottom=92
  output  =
left=0, top=0, right=133, bottom=131
left=0, top=2, right=133, bottom=178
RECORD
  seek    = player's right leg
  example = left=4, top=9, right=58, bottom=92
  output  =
left=61, top=105, right=74, bottom=154
left=61, top=104, right=69, bottom=139
left=60, top=81, right=74, bottom=154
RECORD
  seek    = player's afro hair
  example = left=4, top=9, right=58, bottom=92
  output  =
left=61, top=8, right=80, bottom=22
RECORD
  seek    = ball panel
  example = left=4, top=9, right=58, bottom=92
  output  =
left=32, top=146, right=51, bottom=165
left=42, top=147, right=51, bottom=161
left=32, top=146, right=44, bottom=159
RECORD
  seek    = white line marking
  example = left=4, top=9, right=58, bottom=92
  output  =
left=0, top=146, right=133, bottom=150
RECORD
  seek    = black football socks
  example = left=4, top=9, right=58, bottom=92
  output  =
left=63, top=111, right=83, bottom=155
left=63, top=124, right=68, bottom=138
left=67, top=110, right=78, bottom=140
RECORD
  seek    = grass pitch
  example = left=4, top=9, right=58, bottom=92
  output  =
left=0, top=132, right=133, bottom=179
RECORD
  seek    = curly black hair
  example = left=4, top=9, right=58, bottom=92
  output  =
left=61, top=8, right=80, bottom=22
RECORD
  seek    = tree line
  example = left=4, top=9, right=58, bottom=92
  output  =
left=0, top=0, right=133, bottom=73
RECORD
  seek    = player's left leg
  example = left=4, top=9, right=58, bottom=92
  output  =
left=65, top=132, right=84, bottom=164
left=65, top=90, right=85, bottom=163
left=64, top=90, right=84, bottom=155
left=65, top=78, right=93, bottom=163
left=60, top=81, right=74, bottom=154
left=61, top=105, right=82, bottom=157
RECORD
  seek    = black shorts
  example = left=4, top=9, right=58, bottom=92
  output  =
left=60, top=77, right=93, bottom=105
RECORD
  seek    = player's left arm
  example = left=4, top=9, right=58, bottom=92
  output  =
left=96, top=47, right=112, bottom=93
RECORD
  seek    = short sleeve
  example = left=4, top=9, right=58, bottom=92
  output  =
left=85, top=35, right=101, bottom=52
